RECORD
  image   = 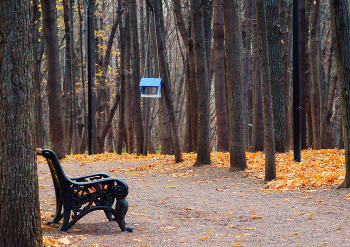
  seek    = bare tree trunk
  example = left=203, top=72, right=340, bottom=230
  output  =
left=223, top=0, right=247, bottom=171
left=325, top=69, right=337, bottom=148
left=117, top=0, right=125, bottom=155
left=0, top=1, right=43, bottom=245
left=255, top=0, right=276, bottom=180
left=251, top=7, right=264, bottom=152
left=42, top=0, right=65, bottom=159
left=130, top=0, right=144, bottom=155
left=330, top=0, right=350, bottom=187
left=153, top=0, right=182, bottom=162
left=69, top=0, right=79, bottom=154
left=266, top=0, right=286, bottom=153
left=173, top=0, right=197, bottom=152
left=32, top=0, right=44, bottom=148
left=243, top=0, right=253, bottom=149
left=213, top=0, right=229, bottom=152
left=192, top=0, right=211, bottom=166
left=97, top=95, right=120, bottom=153
left=63, top=0, right=73, bottom=154
left=124, top=12, right=134, bottom=153
left=310, top=0, right=321, bottom=149
left=160, top=99, right=173, bottom=154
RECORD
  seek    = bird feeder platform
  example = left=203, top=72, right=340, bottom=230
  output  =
left=139, top=78, right=162, bottom=98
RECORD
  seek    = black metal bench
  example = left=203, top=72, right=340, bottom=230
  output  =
left=37, top=148, right=132, bottom=232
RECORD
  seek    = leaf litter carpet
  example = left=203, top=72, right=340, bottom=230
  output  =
left=38, top=149, right=350, bottom=246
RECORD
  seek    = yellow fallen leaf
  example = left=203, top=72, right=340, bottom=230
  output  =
left=232, top=242, right=246, bottom=246
left=246, top=227, right=256, bottom=230
left=132, top=239, right=144, bottom=242
left=226, top=224, right=235, bottom=228
left=166, top=186, right=177, bottom=188
left=252, top=215, right=264, bottom=219
left=197, top=236, right=208, bottom=240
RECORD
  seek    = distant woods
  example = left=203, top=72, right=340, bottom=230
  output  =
left=33, top=0, right=343, bottom=165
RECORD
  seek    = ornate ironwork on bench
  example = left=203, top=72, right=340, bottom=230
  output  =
left=37, top=148, right=133, bottom=232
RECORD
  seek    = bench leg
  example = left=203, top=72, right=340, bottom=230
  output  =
left=104, top=198, right=132, bottom=232
left=117, top=198, right=133, bottom=232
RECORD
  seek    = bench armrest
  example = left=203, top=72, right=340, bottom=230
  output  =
left=68, top=176, right=127, bottom=187
left=36, top=147, right=43, bottom=155
left=69, top=173, right=111, bottom=182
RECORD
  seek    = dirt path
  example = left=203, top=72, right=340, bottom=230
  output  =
left=38, top=160, right=350, bottom=247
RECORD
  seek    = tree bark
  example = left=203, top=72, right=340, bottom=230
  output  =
left=251, top=6, right=264, bottom=152
left=63, top=0, right=73, bottom=154
left=42, top=0, right=66, bottom=159
left=255, top=0, right=276, bottom=180
left=154, top=0, right=182, bottom=162
left=329, top=0, right=350, bottom=188
left=97, top=94, right=120, bottom=153
left=32, top=0, right=44, bottom=148
left=0, top=1, right=43, bottom=245
left=193, top=0, right=211, bottom=166
left=124, top=12, right=134, bottom=153
left=213, top=0, right=229, bottom=152
left=117, top=0, right=125, bottom=155
left=266, top=0, right=287, bottom=153
left=130, top=0, right=144, bottom=155
left=310, top=0, right=321, bottom=149
left=173, top=0, right=198, bottom=152
left=223, top=0, right=247, bottom=171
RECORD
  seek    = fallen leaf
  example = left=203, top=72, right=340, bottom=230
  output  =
left=197, top=236, right=208, bottom=240
left=58, top=236, right=71, bottom=245
left=232, top=242, right=246, bottom=246
left=252, top=215, right=264, bottom=219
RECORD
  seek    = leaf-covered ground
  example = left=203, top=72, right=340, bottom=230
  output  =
left=58, top=148, right=346, bottom=190
left=38, top=149, right=350, bottom=246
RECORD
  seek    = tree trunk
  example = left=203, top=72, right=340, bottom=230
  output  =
left=32, top=0, right=44, bottom=148
left=153, top=0, right=182, bottom=162
left=310, top=0, right=321, bottom=149
left=325, top=71, right=337, bottom=148
left=124, top=12, right=134, bottom=153
left=243, top=0, right=253, bottom=149
left=193, top=0, right=211, bottom=166
left=0, top=1, right=43, bottom=246
left=130, top=0, right=144, bottom=155
left=251, top=7, right=264, bottom=152
left=255, top=0, right=276, bottom=180
left=223, top=0, right=247, bottom=171
left=160, top=98, right=173, bottom=154
left=117, top=0, right=125, bottom=155
left=213, top=0, right=229, bottom=152
left=63, top=0, right=73, bottom=154
left=69, top=0, right=79, bottom=154
left=173, top=0, right=198, bottom=152
left=97, top=95, right=120, bottom=153
left=330, top=0, right=350, bottom=188
left=42, top=0, right=66, bottom=159
left=266, top=0, right=286, bottom=153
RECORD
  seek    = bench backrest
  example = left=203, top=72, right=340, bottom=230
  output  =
left=37, top=148, right=71, bottom=200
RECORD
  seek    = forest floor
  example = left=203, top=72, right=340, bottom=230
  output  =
left=38, top=150, right=350, bottom=247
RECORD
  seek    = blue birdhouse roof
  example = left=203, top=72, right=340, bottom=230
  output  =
left=139, top=78, right=162, bottom=87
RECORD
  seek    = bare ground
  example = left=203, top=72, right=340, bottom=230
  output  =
left=38, top=159, right=350, bottom=247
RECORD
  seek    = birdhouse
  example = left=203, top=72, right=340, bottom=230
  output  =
left=139, top=78, right=162, bottom=98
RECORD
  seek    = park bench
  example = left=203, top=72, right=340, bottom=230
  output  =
left=37, top=148, right=133, bottom=232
